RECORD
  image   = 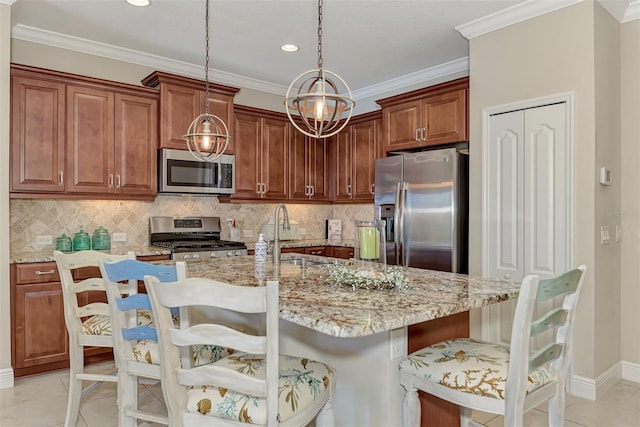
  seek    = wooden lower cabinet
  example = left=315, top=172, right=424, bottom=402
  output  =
left=328, top=246, right=354, bottom=259
left=10, top=254, right=170, bottom=377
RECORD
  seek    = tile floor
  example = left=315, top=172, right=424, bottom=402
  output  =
left=1, top=361, right=639, bottom=426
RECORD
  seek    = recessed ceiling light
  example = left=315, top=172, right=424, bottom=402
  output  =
left=126, top=0, right=150, bottom=6
left=281, top=44, right=299, bottom=52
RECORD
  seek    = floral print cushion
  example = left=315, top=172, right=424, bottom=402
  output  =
left=81, top=309, right=155, bottom=336
left=185, top=352, right=335, bottom=424
left=399, top=338, right=554, bottom=400
left=132, top=341, right=230, bottom=366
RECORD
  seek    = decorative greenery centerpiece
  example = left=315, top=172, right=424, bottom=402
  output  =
left=324, top=263, right=410, bottom=291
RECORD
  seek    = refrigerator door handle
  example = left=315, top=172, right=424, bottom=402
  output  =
left=395, top=181, right=406, bottom=266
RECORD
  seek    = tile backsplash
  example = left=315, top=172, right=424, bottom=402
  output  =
left=10, top=196, right=374, bottom=253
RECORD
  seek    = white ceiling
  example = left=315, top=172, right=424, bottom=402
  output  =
left=7, top=0, right=639, bottom=101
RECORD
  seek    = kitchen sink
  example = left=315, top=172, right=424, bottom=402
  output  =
left=279, top=255, right=340, bottom=268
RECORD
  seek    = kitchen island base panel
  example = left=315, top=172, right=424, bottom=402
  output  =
left=278, top=311, right=469, bottom=427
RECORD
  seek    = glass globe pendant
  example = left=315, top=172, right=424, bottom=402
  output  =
left=285, top=0, right=355, bottom=139
left=183, top=0, right=230, bottom=161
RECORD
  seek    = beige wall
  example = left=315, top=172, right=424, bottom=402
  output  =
left=1, top=3, right=12, bottom=387
left=621, top=18, right=640, bottom=366
left=469, top=1, right=599, bottom=378
left=593, top=1, right=622, bottom=377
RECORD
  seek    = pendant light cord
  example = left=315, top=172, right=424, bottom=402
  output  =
left=317, top=0, right=323, bottom=70
left=204, top=0, right=210, bottom=116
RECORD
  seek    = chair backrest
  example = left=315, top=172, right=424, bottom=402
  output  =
left=145, top=276, right=280, bottom=426
left=53, top=250, right=134, bottom=342
left=98, top=259, right=187, bottom=365
left=506, top=265, right=587, bottom=404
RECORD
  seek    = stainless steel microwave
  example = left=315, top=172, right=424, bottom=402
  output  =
left=158, top=148, right=235, bottom=195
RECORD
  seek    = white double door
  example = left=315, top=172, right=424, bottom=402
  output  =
left=482, top=100, right=572, bottom=346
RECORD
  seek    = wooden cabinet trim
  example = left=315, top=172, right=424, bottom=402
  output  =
left=141, top=70, right=240, bottom=97
left=376, top=77, right=469, bottom=108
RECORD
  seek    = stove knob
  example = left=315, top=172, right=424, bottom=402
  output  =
left=192, top=253, right=200, bottom=259
left=210, top=252, right=216, bottom=258
left=235, top=251, right=242, bottom=256
left=183, top=254, right=191, bottom=260
left=226, top=251, right=234, bottom=257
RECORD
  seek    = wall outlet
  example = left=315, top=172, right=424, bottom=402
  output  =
left=600, top=226, right=610, bottom=245
left=36, top=235, right=52, bottom=245
left=112, top=232, right=127, bottom=242
left=243, top=230, right=253, bottom=238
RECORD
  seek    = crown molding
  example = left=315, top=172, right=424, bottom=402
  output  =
left=12, top=23, right=470, bottom=102
left=456, top=0, right=583, bottom=39
left=623, top=0, right=640, bottom=22
left=11, top=24, right=288, bottom=96
left=0, top=0, right=19, bottom=5
left=351, top=57, right=469, bottom=101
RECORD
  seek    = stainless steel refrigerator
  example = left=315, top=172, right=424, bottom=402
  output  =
left=374, top=148, right=468, bottom=273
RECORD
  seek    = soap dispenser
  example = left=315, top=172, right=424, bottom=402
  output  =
left=255, top=233, right=268, bottom=262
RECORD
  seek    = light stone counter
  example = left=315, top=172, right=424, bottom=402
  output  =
left=179, top=255, right=519, bottom=337
left=165, top=255, right=521, bottom=427
left=10, top=246, right=172, bottom=263
left=244, top=238, right=355, bottom=250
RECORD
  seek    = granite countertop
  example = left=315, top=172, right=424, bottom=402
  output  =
left=244, top=238, right=355, bottom=250
left=10, top=246, right=172, bottom=263
left=177, top=255, right=521, bottom=338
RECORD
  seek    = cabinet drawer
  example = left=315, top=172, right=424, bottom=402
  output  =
left=305, top=246, right=327, bottom=256
left=14, top=262, right=59, bottom=284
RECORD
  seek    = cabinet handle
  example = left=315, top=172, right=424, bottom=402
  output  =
left=262, top=183, right=267, bottom=194
left=305, top=185, right=310, bottom=196
left=370, top=183, right=375, bottom=195
left=116, top=174, right=121, bottom=189
left=310, top=185, right=315, bottom=197
left=108, top=173, right=114, bottom=189
left=35, top=269, right=55, bottom=275
left=58, top=171, right=64, bottom=186
left=347, top=184, right=352, bottom=195
left=421, top=127, right=426, bottom=141
left=415, top=128, right=419, bottom=141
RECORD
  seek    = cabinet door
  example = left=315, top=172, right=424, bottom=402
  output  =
left=382, top=99, right=421, bottom=152
left=307, top=138, right=329, bottom=201
left=333, top=128, right=353, bottom=201
left=66, top=85, right=114, bottom=194
left=114, top=93, right=158, bottom=196
left=289, top=128, right=309, bottom=200
left=330, top=246, right=355, bottom=259
left=233, top=113, right=262, bottom=199
left=261, top=118, right=289, bottom=199
left=14, top=281, right=69, bottom=369
left=351, top=120, right=377, bottom=201
left=159, top=83, right=200, bottom=149
left=422, top=89, right=467, bottom=146
left=11, top=75, right=66, bottom=192
left=305, top=246, right=327, bottom=256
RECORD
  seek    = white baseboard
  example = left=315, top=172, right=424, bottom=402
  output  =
left=0, top=367, right=14, bottom=389
left=571, top=363, right=619, bottom=400
left=622, top=360, right=640, bottom=383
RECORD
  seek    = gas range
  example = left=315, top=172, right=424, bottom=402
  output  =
left=149, top=216, right=248, bottom=261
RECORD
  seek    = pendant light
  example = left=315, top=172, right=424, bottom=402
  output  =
left=183, top=0, right=230, bottom=162
left=285, top=0, right=355, bottom=139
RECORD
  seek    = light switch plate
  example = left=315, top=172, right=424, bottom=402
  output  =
left=600, top=226, right=610, bottom=244
left=36, top=235, right=52, bottom=245
left=112, top=232, right=127, bottom=242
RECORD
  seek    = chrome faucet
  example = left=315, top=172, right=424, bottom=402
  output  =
left=273, top=203, right=290, bottom=265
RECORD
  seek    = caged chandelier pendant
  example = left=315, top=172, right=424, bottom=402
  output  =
left=183, top=0, right=230, bottom=162
left=285, top=0, right=355, bottom=139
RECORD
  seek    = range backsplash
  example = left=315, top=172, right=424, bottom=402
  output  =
left=10, top=197, right=374, bottom=253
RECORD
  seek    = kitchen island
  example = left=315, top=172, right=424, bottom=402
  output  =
left=173, top=255, right=521, bottom=427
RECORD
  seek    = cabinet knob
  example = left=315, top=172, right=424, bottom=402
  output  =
left=504, top=273, right=511, bottom=280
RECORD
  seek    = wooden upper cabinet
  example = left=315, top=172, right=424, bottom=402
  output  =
left=10, top=64, right=159, bottom=200
left=141, top=71, right=239, bottom=152
left=377, top=77, right=468, bottom=153
left=330, top=112, right=380, bottom=202
left=115, top=93, right=158, bottom=196
left=289, top=128, right=328, bottom=202
left=11, top=74, right=66, bottom=193
left=66, top=85, right=114, bottom=194
left=232, top=107, right=288, bottom=200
